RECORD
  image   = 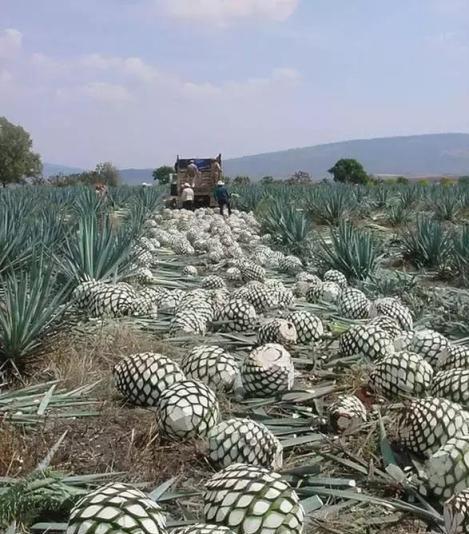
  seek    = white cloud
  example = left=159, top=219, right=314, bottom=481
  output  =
left=0, top=28, right=22, bottom=60
left=158, top=0, right=299, bottom=25
left=82, top=82, right=132, bottom=103
left=80, top=54, right=160, bottom=82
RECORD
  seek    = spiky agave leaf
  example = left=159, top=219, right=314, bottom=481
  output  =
left=402, top=216, right=451, bottom=269
left=59, top=212, right=141, bottom=283
left=0, top=256, right=70, bottom=365
left=317, top=221, right=381, bottom=280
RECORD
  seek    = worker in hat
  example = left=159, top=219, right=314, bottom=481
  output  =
left=214, top=180, right=231, bottom=216
left=186, top=160, right=200, bottom=185
left=181, top=182, right=194, bottom=211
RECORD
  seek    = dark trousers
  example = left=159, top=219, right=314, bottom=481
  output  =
left=219, top=200, right=231, bottom=216
left=182, top=200, right=194, bottom=211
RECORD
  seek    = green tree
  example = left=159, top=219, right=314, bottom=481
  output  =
left=459, top=176, right=469, bottom=186
left=328, top=159, right=368, bottom=185
left=152, top=165, right=174, bottom=185
left=396, top=176, right=409, bottom=185
left=0, top=117, right=42, bottom=187
left=261, top=176, right=274, bottom=185
left=95, top=162, right=120, bottom=186
left=233, top=176, right=251, bottom=186
left=288, top=170, right=312, bottom=184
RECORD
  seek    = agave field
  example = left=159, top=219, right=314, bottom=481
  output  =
left=3, top=181, right=469, bottom=533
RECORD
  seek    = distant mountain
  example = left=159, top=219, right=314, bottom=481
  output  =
left=42, top=163, right=84, bottom=176
left=223, top=133, right=469, bottom=180
left=44, top=133, right=469, bottom=184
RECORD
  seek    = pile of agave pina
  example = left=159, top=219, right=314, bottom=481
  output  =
left=65, top=206, right=469, bottom=533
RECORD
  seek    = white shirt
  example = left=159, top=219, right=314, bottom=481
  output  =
left=181, top=187, right=194, bottom=201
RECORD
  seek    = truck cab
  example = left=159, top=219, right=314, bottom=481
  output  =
left=167, top=154, right=222, bottom=209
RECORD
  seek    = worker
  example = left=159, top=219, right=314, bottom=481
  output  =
left=186, top=160, right=200, bottom=185
left=181, top=182, right=194, bottom=211
left=214, top=180, right=231, bottom=216
left=211, top=159, right=222, bottom=182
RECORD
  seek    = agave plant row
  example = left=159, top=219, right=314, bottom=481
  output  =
left=3, top=183, right=469, bottom=534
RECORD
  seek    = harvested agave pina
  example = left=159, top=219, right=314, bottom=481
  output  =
left=444, top=489, right=469, bottom=534
left=368, top=351, right=433, bottom=400
left=181, top=345, right=239, bottom=391
left=431, top=369, right=469, bottom=407
left=337, top=288, right=370, bottom=319
left=66, top=482, right=167, bottom=533
left=329, top=395, right=367, bottom=433
left=396, top=397, right=469, bottom=457
left=203, top=463, right=304, bottom=534
left=113, top=352, right=185, bottom=406
left=286, top=310, right=323, bottom=344
left=424, top=435, right=469, bottom=500
left=369, top=297, right=413, bottom=331
left=241, top=343, right=295, bottom=397
left=207, top=417, right=283, bottom=470
left=407, top=329, right=450, bottom=367
left=437, top=345, right=469, bottom=371
left=338, top=324, right=394, bottom=360
left=171, top=526, right=235, bottom=534
left=156, top=380, right=220, bottom=440
left=257, top=319, right=297, bottom=347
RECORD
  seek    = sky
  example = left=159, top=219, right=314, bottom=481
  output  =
left=0, top=0, right=468, bottom=169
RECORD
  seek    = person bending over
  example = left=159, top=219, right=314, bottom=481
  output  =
left=214, top=180, right=231, bottom=216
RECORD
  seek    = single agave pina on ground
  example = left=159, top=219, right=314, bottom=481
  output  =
left=257, top=319, right=298, bottom=347
left=423, top=434, right=469, bottom=501
left=329, top=395, right=367, bottom=433
left=337, top=287, right=370, bottom=319
left=368, top=315, right=402, bottom=340
left=181, top=345, right=239, bottom=391
left=202, top=275, right=226, bottom=290
left=156, top=380, right=220, bottom=440
left=323, top=269, right=347, bottom=288
left=437, top=344, right=469, bottom=371
left=203, top=463, right=304, bottom=534
left=396, top=397, right=469, bottom=457
left=170, top=310, right=209, bottom=336
left=444, top=489, right=469, bottom=534
left=66, top=482, right=167, bottom=533
left=87, top=284, right=137, bottom=318
left=206, top=417, right=283, bottom=470
left=306, top=281, right=340, bottom=304
left=239, top=261, right=266, bottom=283
left=368, top=351, right=433, bottom=400
left=286, top=310, right=324, bottom=344
left=431, top=369, right=469, bottom=407
left=338, top=324, right=394, bottom=360
left=278, top=255, right=303, bottom=274
left=369, top=297, right=413, bottom=331
left=113, top=353, right=185, bottom=407
left=219, top=300, right=258, bottom=332
left=405, top=329, right=450, bottom=367
left=296, top=271, right=321, bottom=285
left=241, top=343, right=295, bottom=397
left=241, top=284, right=279, bottom=313
left=171, top=525, right=235, bottom=533
left=182, top=265, right=198, bottom=277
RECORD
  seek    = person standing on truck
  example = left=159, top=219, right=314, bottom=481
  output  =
left=186, top=160, right=199, bottom=186
left=181, top=183, right=194, bottom=211
left=214, top=180, right=231, bottom=216
left=211, top=159, right=222, bottom=182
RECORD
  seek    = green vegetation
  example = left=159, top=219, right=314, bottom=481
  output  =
left=328, top=158, right=368, bottom=184
left=0, top=117, right=42, bottom=187
left=317, top=221, right=380, bottom=280
left=152, top=165, right=174, bottom=185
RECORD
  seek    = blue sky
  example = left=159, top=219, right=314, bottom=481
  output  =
left=0, top=0, right=468, bottom=168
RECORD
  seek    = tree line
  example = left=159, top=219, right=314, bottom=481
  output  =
left=2, top=116, right=468, bottom=188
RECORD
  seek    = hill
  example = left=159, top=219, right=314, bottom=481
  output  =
left=42, top=163, right=84, bottom=176
left=44, top=133, right=469, bottom=184
left=223, top=133, right=469, bottom=180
